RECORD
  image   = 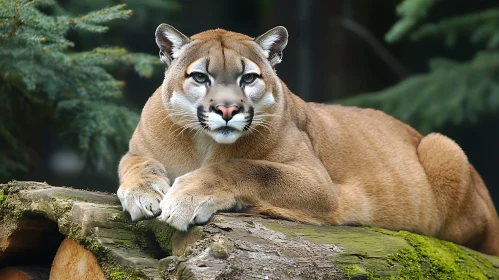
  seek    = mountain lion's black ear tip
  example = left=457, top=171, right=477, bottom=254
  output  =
left=155, top=24, right=166, bottom=37
left=255, top=26, right=289, bottom=48
left=155, top=24, right=176, bottom=35
left=275, top=26, right=288, bottom=37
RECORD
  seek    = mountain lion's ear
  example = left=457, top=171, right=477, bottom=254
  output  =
left=254, top=26, right=288, bottom=67
left=155, top=24, right=191, bottom=66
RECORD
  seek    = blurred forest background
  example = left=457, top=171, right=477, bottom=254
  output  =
left=1, top=0, right=499, bottom=206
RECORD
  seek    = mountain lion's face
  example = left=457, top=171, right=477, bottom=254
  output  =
left=155, top=25, right=288, bottom=144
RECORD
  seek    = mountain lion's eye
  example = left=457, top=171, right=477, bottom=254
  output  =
left=192, top=72, right=209, bottom=84
left=241, top=73, right=257, bottom=84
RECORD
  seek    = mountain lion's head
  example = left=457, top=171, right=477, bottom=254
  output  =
left=155, top=24, right=288, bottom=144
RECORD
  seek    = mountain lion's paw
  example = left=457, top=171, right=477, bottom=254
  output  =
left=158, top=182, right=237, bottom=231
left=117, top=180, right=169, bottom=221
left=158, top=193, right=211, bottom=231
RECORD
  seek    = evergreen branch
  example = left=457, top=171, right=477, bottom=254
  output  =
left=26, top=0, right=58, bottom=8
left=0, top=43, right=123, bottom=99
left=129, top=53, right=161, bottom=78
left=0, top=2, right=72, bottom=47
left=336, top=51, right=499, bottom=133
left=70, top=4, right=133, bottom=33
left=71, top=48, right=159, bottom=78
left=385, top=0, right=439, bottom=43
left=411, top=9, right=499, bottom=48
left=0, top=0, right=161, bottom=178
left=56, top=100, right=139, bottom=169
left=74, top=4, right=132, bottom=24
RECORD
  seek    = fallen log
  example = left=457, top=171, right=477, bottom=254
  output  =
left=0, top=266, right=50, bottom=280
left=0, top=181, right=498, bottom=279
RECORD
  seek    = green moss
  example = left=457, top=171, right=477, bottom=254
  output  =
left=88, top=237, right=146, bottom=279
left=132, top=220, right=175, bottom=258
left=264, top=224, right=405, bottom=278
left=341, top=264, right=367, bottom=279
left=389, top=231, right=499, bottom=279
left=0, top=185, right=26, bottom=221
left=0, top=182, right=148, bottom=279
left=264, top=223, right=499, bottom=279
left=59, top=216, right=146, bottom=280
left=54, top=202, right=148, bottom=280
left=245, top=221, right=256, bottom=228
left=53, top=202, right=73, bottom=220
left=363, top=227, right=395, bottom=235
left=0, top=186, right=9, bottom=207
left=110, top=270, right=127, bottom=280
left=109, top=268, right=140, bottom=280
left=362, top=227, right=499, bottom=279
left=153, top=224, right=176, bottom=254
left=12, top=208, right=23, bottom=218
left=265, top=224, right=408, bottom=257
left=86, top=238, right=145, bottom=280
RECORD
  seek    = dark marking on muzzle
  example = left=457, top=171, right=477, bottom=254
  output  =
left=243, top=107, right=254, bottom=131
left=197, top=105, right=209, bottom=129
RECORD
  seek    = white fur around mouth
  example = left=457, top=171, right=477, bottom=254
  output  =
left=203, top=112, right=248, bottom=143
left=207, top=127, right=242, bottom=144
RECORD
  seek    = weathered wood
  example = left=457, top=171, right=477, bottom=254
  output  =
left=0, top=216, right=63, bottom=267
left=0, top=181, right=498, bottom=279
left=50, top=237, right=106, bottom=280
left=0, top=266, right=50, bottom=280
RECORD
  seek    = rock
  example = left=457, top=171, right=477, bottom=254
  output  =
left=0, top=181, right=498, bottom=279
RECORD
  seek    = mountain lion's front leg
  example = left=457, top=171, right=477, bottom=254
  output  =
left=159, top=159, right=336, bottom=231
left=117, top=153, right=170, bottom=221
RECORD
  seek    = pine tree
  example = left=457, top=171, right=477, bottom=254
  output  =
left=0, top=0, right=160, bottom=179
left=338, top=0, right=499, bottom=134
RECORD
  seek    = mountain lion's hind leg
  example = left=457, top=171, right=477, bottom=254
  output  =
left=117, top=153, right=170, bottom=221
left=417, top=133, right=499, bottom=255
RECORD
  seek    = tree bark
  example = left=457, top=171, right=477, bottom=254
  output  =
left=0, top=181, right=498, bottom=279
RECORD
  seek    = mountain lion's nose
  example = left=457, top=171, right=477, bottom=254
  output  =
left=214, top=105, right=241, bottom=122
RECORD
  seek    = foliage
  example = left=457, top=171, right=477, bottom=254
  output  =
left=59, top=0, right=180, bottom=51
left=338, top=0, right=499, bottom=134
left=0, top=0, right=161, bottom=178
left=385, top=0, right=438, bottom=43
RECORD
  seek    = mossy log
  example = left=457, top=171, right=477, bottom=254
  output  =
left=0, top=181, right=498, bottom=279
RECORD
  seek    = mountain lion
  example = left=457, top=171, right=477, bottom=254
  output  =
left=117, top=24, right=499, bottom=255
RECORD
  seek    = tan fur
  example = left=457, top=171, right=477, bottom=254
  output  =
left=118, top=27, right=499, bottom=256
